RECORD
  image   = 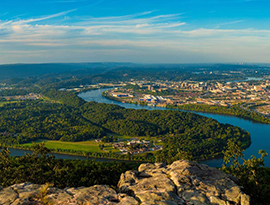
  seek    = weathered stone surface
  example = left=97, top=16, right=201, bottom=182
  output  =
left=119, top=162, right=181, bottom=204
left=209, top=196, right=227, bottom=205
left=11, top=183, right=41, bottom=199
left=0, top=184, right=138, bottom=205
left=166, top=160, right=250, bottom=205
left=44, top=187, right=73, bottom=204
left=119, top=160, right=250, bottom=205
left=0, top=160, right=250, bottom=205
left=241, top=193, right=251, bottom=205
left=0, top=187, right=18, bottom=204
left=118, top=170, right=180, bottom=204
left=65, top=185, right=134, bottom=205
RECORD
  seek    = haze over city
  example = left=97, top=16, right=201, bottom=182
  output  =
left=1, top=0, right=270, bottom=64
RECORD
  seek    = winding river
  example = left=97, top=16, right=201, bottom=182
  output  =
left=8, top=88, right=270, bottom=167
left=78, top=88, right=270, bottom=167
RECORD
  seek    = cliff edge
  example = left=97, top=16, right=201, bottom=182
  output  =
left=0, top=160, right=250, bottom=205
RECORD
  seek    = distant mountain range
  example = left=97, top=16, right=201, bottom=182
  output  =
left=0, top=62, right=269, bottom=81
left=0, top=63, right=135, bottom=80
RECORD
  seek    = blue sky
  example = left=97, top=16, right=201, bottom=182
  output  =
left=0, top=0, right=270, bottom=64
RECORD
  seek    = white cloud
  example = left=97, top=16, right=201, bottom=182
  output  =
left=181, top=28, right=270, bottom=38
left=214, top=20, right=245, bottom=28
left=13, top=9, right=77, bottom=25
left=0, top=9, right=270, bottom=63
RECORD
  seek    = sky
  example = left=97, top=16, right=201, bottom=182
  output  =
left=0, top=0, right=270, bottom=64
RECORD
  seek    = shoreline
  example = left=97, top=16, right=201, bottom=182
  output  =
left=168, top=105, right=270, bottom=125
left=7, top=146, right=230, bottom=167
left=102, top=90, right=270, bottom=125
left=7, top=146, right=150, bottom=163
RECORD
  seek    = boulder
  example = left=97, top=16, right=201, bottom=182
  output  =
left=0, top=187, right=18, bottom=204
left=119, top=160, right=250, bottom=205
left=65, top=185, right=137, bottom=205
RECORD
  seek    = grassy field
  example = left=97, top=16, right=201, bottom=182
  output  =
left=112, top=134, right=158, bottom=141
left=112, top=134, right=136, bottom=140
left=22, top=135, right=163, bottom=155
left=0, top=101, right=17, bottom=107
left=23, top=140, right=120, bottom=153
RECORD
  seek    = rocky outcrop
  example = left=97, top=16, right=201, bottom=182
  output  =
left=0, top=183, right=137, bottom=205
left=0, top=160, right=250, bottom=205
left=118, top=160, right=250, bottom=205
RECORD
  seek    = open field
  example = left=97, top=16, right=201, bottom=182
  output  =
left=21, top=135, right=163, bottom=155
left=22, top=140, right=120, bottom=153
left=112, top=134, right=159, bottom=142
left=0, top=101, right=17, bottom=106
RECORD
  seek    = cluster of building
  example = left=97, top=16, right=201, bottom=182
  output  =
left=139, top=95, right=169, bottom=103
left=111, top=92, right=134, bottom=98
left=105, top=78, right=270, bottom=115
left=0, top=131, right=11, bottom=136
left=3, top=93, right=42, bottom=101
left=0, top=131, right=17, bottom=137
left=112, top=139, right=163, bottom=155
left=59, top=83, right=125, bottom=93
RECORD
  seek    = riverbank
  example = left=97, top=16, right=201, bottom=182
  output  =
left=167, top=104, right=270, bottom=125
left=103, top=88, right=270, bottom=125
left=6, top=143, right=153, bottom=162
left=102, top=90, right=149, bottom=106
left=6, top=146, right=150, bottom=163
left=5, top=144, right=243, bottom=168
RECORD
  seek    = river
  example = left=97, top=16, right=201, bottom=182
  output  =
left=8, top=148, right=133, bottom=163
left=78, top=88, right=270, bottom=167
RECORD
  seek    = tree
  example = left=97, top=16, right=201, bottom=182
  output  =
left=222, top=139, right=245, bottom=170
left=222, top=140, right=269, bottom=205
left=32, top=142, right=51, bottom=158
left=0, top=147, right=11, bottom=166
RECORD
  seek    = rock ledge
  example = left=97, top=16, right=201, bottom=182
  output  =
left=0, top=160, right=250, bottom=205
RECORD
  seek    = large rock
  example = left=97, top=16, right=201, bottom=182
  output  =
left=65, top=185, right=137, bottom=205
left=0, top=187, right=18, bottom=204
left=0, top=160, right=250, bottom=205
left=0, top=183, right=138, bottom=205
left=118, top=160, right=250, bottom=205
left=118, top=162, right=182, bottom=205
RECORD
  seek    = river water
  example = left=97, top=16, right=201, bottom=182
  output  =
left=78, top=88, right=270, bottom=167
left=8, top=148, right=133, bottom=163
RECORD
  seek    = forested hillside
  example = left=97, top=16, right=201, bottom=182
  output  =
left=0, top=100, right=105, bottom=143
left=81, top=102, right=250, bottom=162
